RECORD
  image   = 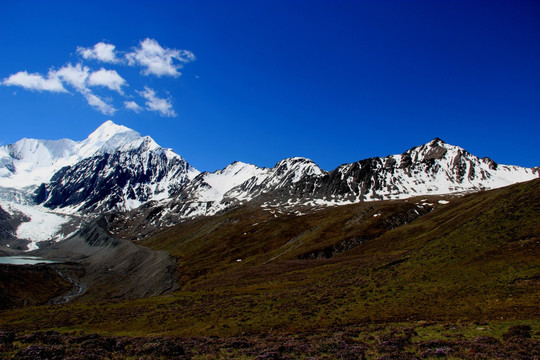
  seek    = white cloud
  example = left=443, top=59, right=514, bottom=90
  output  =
left=138, top=86, right=176, bottom=117
left=3, top=39, right=193, bottom=117
left=81, top=89, right=116, bottom=115
left=77, top=42, right=119, bottom=63
left=88, top=68, right=126, bottom=94
left=55, top=63, right=89, bottom=91
left=3, top=65, right=120, bottom=116
left=126, top=38, right=195, bottom=77
left=50, top=64, right=117, bottom=115
left=124, top=100, right=142, bottom=113
left=2, top=70, right=66, bottom=92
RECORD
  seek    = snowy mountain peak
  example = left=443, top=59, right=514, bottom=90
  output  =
left=87, top=120, right=133, bottom=140
left=77, top=120, right=151, bottom=158
left=275, top=156, right=317, bottom=167
left=222, top=161, right=261, bottom=173
left=184, top=161, right=268, bottom=204
left=400, top=138, right=464, bottom=165
left=272, top=157, right=324, bottom=182
left=0, top=121, right=194, bottom=190
left=4, top=138, right=77, bottom=161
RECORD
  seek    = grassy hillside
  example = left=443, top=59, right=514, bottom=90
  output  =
left=0, top=180, right=538, bottom=358
left=135, top=179, right=539, bottom=328
left=0, top=264, right=73, bottom=309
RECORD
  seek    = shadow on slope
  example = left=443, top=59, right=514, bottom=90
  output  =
left=38, top=217, right=179, bottom=302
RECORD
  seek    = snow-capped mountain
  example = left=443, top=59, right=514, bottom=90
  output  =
left=0, top=120, right=196, bottom=190
left=168, top=157, right=325, bottom=217
left=36, top=138, right=197, bottom=212
left=285, top=138, right=537, bottom=203
left=31, top=122, right=198, bottom=213
left=0, top=120, right=537, bottom=251
left=149, top=138, right=538, bottom=221
left=0, top=120, right=198, bottom=249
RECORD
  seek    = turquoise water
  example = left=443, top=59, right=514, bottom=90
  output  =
left=0, top=256, right=60, bottom=265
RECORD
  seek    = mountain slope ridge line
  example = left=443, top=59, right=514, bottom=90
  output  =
left=0, top=120, right=538, bottom=250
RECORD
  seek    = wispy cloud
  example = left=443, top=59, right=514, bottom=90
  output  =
left=53, top=64, right=119, bottom=115
left=2, top=70, right=66, bottom=92
left=126, top=38, right=195, bottom=77
left=82, top=89, right=116, bottom=115
left=77, top=42, right=120, bottom=63
left=124, top=100, right=142, bottom=113
left=88, top=68, right=126, bottom=94
left=138, top=87, right=176, bottom=117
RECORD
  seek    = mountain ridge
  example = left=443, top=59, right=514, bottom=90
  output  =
left=0, top=121, right=538, bottom=250
left=0, top=120, right=198, bottom=190
left=151, top=135, right=537, bottom=221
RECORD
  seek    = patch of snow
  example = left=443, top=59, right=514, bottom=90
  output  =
left=192, top=162, right=268, bottom=203
left=0, top=200, right=69, bottom=250
left=124, top=198, right=143, bottom=210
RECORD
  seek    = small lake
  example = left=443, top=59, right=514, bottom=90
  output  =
left=0, top=256, right=61, bottom=265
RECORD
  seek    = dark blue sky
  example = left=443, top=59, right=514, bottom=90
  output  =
left=1, top=0, right=539, bottom=171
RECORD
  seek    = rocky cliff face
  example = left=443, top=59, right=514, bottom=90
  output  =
left=35, top=139, right=196, bottom=213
